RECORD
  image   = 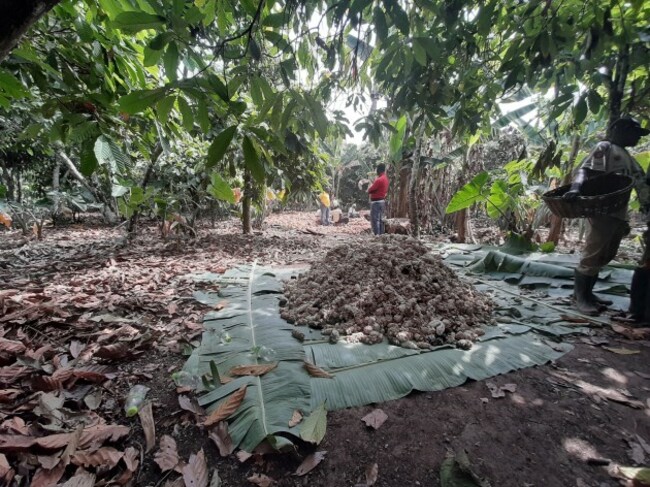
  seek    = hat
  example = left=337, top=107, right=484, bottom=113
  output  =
left=610, top=116, right=650, bottom=136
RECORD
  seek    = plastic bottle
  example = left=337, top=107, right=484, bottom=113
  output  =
left=124, top=384, right=150, bottom=417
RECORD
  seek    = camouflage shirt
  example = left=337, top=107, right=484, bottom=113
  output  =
left=579, top=141, right=650, bottom=220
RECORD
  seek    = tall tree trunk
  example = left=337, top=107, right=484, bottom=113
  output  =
left=606, top=47, right=630, bottom=137
left=242, top=171, right=252, bottom=234
left=0, top=164, right=14, bottom=201
left=127, top=143, right=162, bottom=235
left=408, top=121, right=427, bottom=237
left=52, top=158, right=60, bottom=191
left=0, top=0, right=61, bottom=62
left=15, top=168, right=21, bottom=203
left=456, top=208, right=468, bottom=243
left=547, top=134, right=581, bottom=244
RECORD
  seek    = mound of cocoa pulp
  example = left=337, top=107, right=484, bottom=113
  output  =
left=281, top=236, right=494, bottom=350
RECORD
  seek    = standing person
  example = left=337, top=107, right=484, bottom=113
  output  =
left=319, top=187, right=331, bottom=226
left=368, top=163, right=389, bottom=235
left=563, top=116, right=650, bottom=315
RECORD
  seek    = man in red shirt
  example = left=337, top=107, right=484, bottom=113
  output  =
left=367, top=163, right=389, bottom=235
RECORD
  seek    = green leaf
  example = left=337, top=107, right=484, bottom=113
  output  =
left=207, top=126, right=237, bottom=169
left=0, top=70, right=27, bottom=98
left=263, top=12, right=287, bottom=27
left=412, top=41, right=427, bottom=66
left=389, top=115, right=407, bottom=161
left=299, top=403, right=327, bottom=444
left=207, top=172, right=235, bottom=203
left=243, top=135, right=265, bottom=183
left=486, top=180, right=511, bottom=219
left=303, top=94, right=328, bottom=138
left=445, top=172, right=489, bottom=214
left=113, top=11, right=165, bottom=32
left=388, top=4, right=409, bottom=35
left=143, top=46, right=164, bottom=67
left=178, top=96, right=194, bottom=131
left=197, top=102, right=211, bottom=133
left=157, top=95, right=176, bottom=124
left=80, top=140, right=99, bottom=177
left=164, top=42, right=179, bottom=81
left=250, top=76, right=263, bottom=106
left=587, top=90, right=602, bottom=114
left=440, top=451, right=482, bottom=487
left=574, top=95, right=588, bottom=125
left=94, top=135, right=132, bottom=175
left=118, top=89, right=166, bottom=114
left=349, top=0, right=372, bottom=17
left=373, top=7, right=388, bottom=42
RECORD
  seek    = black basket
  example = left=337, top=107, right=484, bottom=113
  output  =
left=542, top=173, right=634, bottom=218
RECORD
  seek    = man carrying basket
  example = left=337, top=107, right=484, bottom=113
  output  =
left=563, top=116, right=650, bottom=316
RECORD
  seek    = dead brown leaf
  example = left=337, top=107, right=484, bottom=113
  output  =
left=95, top=342, right=130, bottom=360
left=365, top=462, right=379, bottom=486
left=178, top=395, right=205, bottom=416
left=247, top=473, right=275, bottom=487
left=61, top=425, right=83, bottom=466
left=208, top=422, right=234, bottom=457
left=236, top=451, right=253, bottom=463
left=602, top=346, right=640, bottom=355
left=229, top=363, right=277, bottom=377
left=361, top=409, right=388, bottom=430
left=295, top=451, right=327, bottom=476
left=72, top=447, right=124, bottom=469
left=31, top=462, right=66, bottom=487
left=154, top=435, right=180, bottom=472
left=204, top=386, right=247, bottom=427
left=138, top=402, right=156, bottom=453
left=303, top=361, right=334, bottom=379
left=182, top=449, right=209, bottom=487
left=123, top=446, right=140, bottom=472
left=72, top=365, right=117, bottom=382
left=288, top=410, right=303, bottom=428
left=0, top=338, right=26, bottom=355
left=0, top=389, right=21, bottom=403
left=611, top=324, right=650, bottom=340
left=60, top=468, right=96, bottom=487
left=69, top=340, right=85, bottom=359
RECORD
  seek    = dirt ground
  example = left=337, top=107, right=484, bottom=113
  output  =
left=0, top=211, right=649, bottom=487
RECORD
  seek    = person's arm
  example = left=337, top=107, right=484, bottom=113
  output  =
left=367, top=178, right=379, bottom=195
left=563, top=142, right=609, bottom=200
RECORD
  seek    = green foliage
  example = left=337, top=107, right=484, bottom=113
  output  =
left=207, top=127, right=238, bottom=169
left=446, top=172, right=490, bottom=214
left=207, top=172, right=235, bottom=204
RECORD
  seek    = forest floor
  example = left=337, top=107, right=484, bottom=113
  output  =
left=0, top=211, right=648, bottom=487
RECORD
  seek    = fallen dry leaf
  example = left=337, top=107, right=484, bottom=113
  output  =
left=123, top=446, right=140, bottom=472
left=602, top=347, right=640, bottom=355
left=361, top=409, right=388, bottom=430
left=61, top=425, right=83, bottom=466
left=236, top=451, right=253, bottom=463
left=179, top=395, right=205, bottom=416
left=60, top=467, right=96, bottom=487
left=69, top=340, right=85, bottom=359
left=0, top=423, right=130, bottom=452
left=295, top=451, right=327, bottom=476
left=247, top=473, right=275, bottom=487
left=72, top=447, right=124, bottom=469
left=138, top=402, right=156, bottom=453
left=204, top=386, right=247, bottom=427
left=208, top=422, right=234, bottom=457
left=486, top=382, right=517, bottom=398
left=365, top=462, right=379, bottom=486
left=611, top=324, right=650, bottom=340
left=288, top=410, right=303, bottom=428
left=229, top=363, right=277, bottom=377
left=154, top=435, right=180, bottom=472
left=95, top=342, right=130, bottom=360
left=0, top=389, right=21, bottom=403
left=303, top=361, right=334, bottom=379
left=0, top=338, right=26, bottom=355
left=182, top=449, right=209, bottom=487
left=31, top=462, right=66, bottom=487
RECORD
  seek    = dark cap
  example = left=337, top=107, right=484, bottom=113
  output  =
left=610, top=116, right=650, bottom=136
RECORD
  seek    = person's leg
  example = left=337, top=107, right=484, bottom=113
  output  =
left=320, top=204, right=327, bottom=225
left=378, top=201, right=385, bottom=235
left=325, top=207, right=331, bottom=225
left=576, top=217, right=627, bottom=314
left=370, top=202, right=379, bottom=235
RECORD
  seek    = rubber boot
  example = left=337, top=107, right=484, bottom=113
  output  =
left=574, top=271, right=600, bottom=316
left=587, top=275, right=612, bottom=307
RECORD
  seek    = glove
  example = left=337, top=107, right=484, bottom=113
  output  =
left=562, top=189, right=580, bottom=201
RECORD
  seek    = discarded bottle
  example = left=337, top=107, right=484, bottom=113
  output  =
left=124, top=384, right=150, bottom=417
left=171, top=371, right=199, bottom=389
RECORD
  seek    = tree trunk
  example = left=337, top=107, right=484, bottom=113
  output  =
left=52, top=158, right=60, bottom=191
left=0, top=0, right=61, bottom=62
left=456, top=208, right=467, bottom=243
left=606, top=47, right=630, bottom=137
left=0, top=164, right=14, bottom=200
left=242, top=171, right=252, bottom=234
left=127, top=143, right=162, bottom=234
left=547, top=134, right=581, bottom=244
left=408, top=121, right=427, bottom=237
left=57, top=150, right=116, bottom=221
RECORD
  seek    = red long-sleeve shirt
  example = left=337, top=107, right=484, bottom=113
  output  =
left=368, top=173, right=389, bottom=200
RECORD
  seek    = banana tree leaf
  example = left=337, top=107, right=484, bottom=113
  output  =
left=468, top=251, right=574, bottom=279
left=307, top=335, right=572, bottom=410
left=185, top=264, right=311, bottom=453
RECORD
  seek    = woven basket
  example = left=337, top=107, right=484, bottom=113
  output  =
left=542, top=173, right=633, bottom=219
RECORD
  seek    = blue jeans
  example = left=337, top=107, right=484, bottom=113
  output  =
left=370, top=200, right=385, bottom=235
left=320, top=204, right=331, bottom=225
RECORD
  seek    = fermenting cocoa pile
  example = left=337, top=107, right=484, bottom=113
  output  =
left=281, top=236, right=493, bottom=350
